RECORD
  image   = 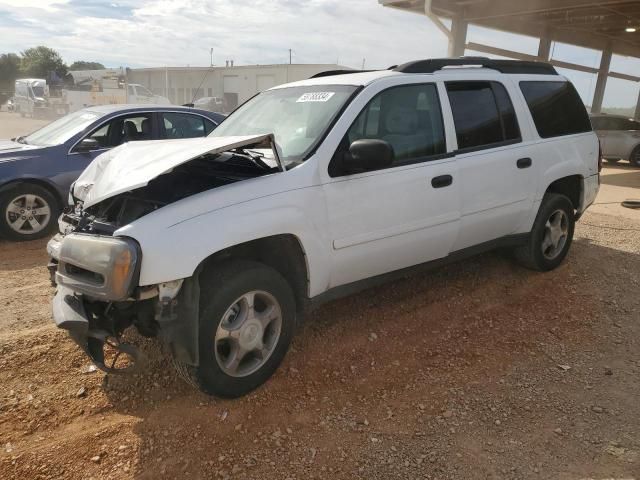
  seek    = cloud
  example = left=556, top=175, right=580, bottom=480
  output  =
left=0, top=0, right=447, bottom=68
left=0, top=0, right=636, bottom=107
left=0, top=0, right=69, bottom=11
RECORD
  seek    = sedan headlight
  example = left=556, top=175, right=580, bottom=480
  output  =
left=55, top=234, right=140, bottom=301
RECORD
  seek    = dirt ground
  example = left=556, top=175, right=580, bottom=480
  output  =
left=1, top=113, right=639, bottom=480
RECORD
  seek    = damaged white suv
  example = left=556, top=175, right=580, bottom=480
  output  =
left=49, top=58, right=600, bottom=398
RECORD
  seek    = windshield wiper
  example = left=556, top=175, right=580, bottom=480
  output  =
left=14, top=136, right=28, bottom=145
left=237, top=148, right=273, bottom=170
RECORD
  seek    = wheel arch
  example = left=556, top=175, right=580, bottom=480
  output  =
left=544, top=174, right=582, bottom=210
left=196, top=233, right=310, bottom=315
left=0, top=177, right=65, bottom=209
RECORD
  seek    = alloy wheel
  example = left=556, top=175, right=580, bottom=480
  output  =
left=214, top=290, right=283, bottom=378
left=4, top=194, right=51, bottom=235
left=541, top=209, right=569, bottom=260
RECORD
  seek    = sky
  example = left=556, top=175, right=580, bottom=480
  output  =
left=0, top=0, right=638, bottom=109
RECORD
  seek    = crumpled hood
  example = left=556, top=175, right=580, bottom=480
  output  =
left=0, top=140, right=41, bottom=155
left=74, top=134, right=279, bottom=208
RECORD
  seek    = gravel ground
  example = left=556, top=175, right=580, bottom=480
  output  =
left=0, top=112, right=639, bottom=479
left=0, top=208, right=638, bottom=480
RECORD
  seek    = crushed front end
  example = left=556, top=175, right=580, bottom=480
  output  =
left=49, top=222, right=201, bottom=373
left=47, top=134, right=281, bottom=374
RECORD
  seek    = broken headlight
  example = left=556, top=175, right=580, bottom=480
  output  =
left=55, top=234, right=140, bottom=301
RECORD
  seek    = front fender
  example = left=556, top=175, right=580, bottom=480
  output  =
left=117, top=186, right=330, bottom=297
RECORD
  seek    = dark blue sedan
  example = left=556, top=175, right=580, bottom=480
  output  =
left=0, top=105, right=224, bottom=241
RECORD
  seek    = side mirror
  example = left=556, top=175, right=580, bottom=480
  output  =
left=342, top=139, right=394, bottom=174
left=75, top=138, right=100, bottom=153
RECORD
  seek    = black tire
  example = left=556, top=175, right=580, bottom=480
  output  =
left=182, top=260, right=296, bottom=398
left=0, top=183, right=60, bottom=241
left=513, top=193, right=575, bottom=271
left=605, top=158, right=620, bottom=163
left=630, top=146, right=640, bottom=168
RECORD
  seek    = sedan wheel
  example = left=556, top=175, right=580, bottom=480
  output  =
left=0, top=184, right=59, bottom=241
left=631, top=146, right=640, bottom=168
left=5, top=193, right=51, bottom=236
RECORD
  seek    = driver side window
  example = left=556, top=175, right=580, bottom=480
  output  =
left=76, top=113, right=153, bottom=152
left=330, top=83, right=446, bottom=177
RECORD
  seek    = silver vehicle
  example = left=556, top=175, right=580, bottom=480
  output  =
left=193, top=96, right=226, bottom=113
left=590, top=113, right=640, bottom=167
left=14, top=78, right=48, bottom=117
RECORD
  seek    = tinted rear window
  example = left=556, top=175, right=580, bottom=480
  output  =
left=520, top=81, right=591, bottom=138
left=446, top=81, right=520, bottom=150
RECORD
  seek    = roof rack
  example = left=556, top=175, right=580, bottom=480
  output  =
left=394, top=57, right=557, bottom=75
left=310, top=69, right=374, bottom=79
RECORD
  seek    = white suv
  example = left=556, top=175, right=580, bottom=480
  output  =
left=48, top=58, right=600, bottom=398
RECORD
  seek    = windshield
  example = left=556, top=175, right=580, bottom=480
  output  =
left=32, top=86, right=45, bottom=98
left=209, top=85, right=358, bottom=164
left=25, top=110, right=102, bottom=146
left=136, top=85, right=153, bottom=97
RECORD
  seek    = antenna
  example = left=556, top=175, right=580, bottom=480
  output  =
left=190, top=65, right=213, bottom=105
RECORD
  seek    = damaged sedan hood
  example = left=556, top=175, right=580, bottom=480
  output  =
left=74, top=134, right=280, bottom=208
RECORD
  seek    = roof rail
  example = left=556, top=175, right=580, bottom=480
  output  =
left=310, top=69, right=374, bottom=79
left=394, top=57, right=558, bottom=75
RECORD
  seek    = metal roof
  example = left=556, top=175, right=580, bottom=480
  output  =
left=380, top=0, right=640, bottom=57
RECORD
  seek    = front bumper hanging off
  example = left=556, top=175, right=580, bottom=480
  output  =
left=52, top=286, right=145, bottom=373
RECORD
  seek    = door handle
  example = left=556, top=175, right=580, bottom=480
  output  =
left=517, top=157, right=532, bottom=169
left=431, top=174, right=453, bottom=188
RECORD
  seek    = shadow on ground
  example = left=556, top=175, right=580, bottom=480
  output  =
left=86, top=237, right=640, bottom=479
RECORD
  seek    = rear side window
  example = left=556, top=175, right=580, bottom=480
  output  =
left=520, top=81, right=591, bottom=138
left=162, top=112, right=213, bottom=139
left=601, top=117, right=640, bottom=131
left=446, top=81, right=520, bottom=151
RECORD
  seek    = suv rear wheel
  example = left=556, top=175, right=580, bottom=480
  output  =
left=0, top=184, right=59, bottom=241
left=179, top=260, right=296, bottom=398
left=514, top=193, right=575, bottom=271
left=630, top=146, right=640, bottom=168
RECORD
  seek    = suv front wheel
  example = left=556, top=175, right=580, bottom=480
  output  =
left=178, top=260, right=296, bottom=398
left=514, top=193, right=575, bottom=271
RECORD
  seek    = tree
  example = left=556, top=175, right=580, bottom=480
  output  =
left=20, top=46, right=67, bottom=80
left=68, top=61, right=105, bottom=71
left=0, top=53, right=21, bottom=89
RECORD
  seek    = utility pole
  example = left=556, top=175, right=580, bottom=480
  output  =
left=361, top=58, right=366, bottom=70
left=289, top=49, right=292, bottom=65
left=210, top=47, right=214, bottom=67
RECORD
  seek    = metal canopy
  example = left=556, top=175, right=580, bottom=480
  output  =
left=380, top=0, right=640, bottom=116
left=380, top=0, right=640, bottom=58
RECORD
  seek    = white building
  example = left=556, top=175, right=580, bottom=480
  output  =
left=128, top=63, right=346, bottom=111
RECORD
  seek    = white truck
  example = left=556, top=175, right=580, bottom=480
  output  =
left=13, top=78, right=50, bottom=117
left=48, top=58, right=600, bottom=398
left=63, top=69, right=170, bottom=113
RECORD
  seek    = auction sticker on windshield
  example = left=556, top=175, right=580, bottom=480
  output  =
left=297, top=92, right=335, bottom=102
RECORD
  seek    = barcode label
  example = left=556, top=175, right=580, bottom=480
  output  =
left=297, top=92, right=335, bottom=103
